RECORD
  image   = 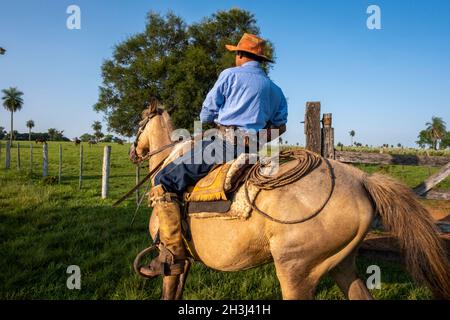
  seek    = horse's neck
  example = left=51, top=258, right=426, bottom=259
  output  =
left=148, top=113, right=174, bottom=171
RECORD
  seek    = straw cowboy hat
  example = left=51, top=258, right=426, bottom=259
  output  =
left=226, top=33, right=273, bottom=63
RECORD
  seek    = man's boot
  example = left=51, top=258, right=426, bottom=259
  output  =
left=140, top=185, right=186, bottom=278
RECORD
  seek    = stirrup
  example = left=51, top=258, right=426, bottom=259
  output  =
left=133, top=245, right=186, bottom=279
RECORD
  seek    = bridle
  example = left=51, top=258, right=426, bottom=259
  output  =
left=114, top=109, right=182, bottom=207
left=130, top=108, right=180, bottom=165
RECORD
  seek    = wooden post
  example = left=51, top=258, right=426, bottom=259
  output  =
left=5, top=141, right=10, bottom=169
left=58, top=144, right=62, bottom=184
left=305, top=102, right=321, bottom=154
left=414, top=162, right=450, bottom=196
left=136, top=166, right=140, bottom=205
left=30, top=143, right=33, bottom=174
left=17, top=142, right=21, bottom=169
left=79, top=145, right=83, bottom=190
left=43, top=143, right=48, bottom=177
left=321, top=113, right=335, bottom=159
left=101, top=146, right=111, bottom=199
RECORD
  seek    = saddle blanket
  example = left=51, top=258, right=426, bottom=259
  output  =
left=183, top=153, right=258, bottom=202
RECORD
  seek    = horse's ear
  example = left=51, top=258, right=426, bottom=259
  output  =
left=148, top=98, right=159, bottom=114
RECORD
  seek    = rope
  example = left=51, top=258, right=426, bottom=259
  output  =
left=244, top=149, right=335, bottom=224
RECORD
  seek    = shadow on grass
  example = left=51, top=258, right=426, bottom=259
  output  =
left=0, top=202, right=433, bottom=300
left=0, top=204, right=161, bottom=299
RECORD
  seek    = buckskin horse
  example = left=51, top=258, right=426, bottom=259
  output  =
left=130, top=102, right=450, bottom=300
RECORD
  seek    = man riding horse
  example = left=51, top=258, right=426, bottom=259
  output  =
left=141, top=33, right=288, bottom=278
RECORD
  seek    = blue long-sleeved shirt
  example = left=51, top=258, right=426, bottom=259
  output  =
left=200, top=61, right=288, bottom=131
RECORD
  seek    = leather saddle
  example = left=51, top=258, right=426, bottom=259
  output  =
left=183, top=154, right=257, bottom=214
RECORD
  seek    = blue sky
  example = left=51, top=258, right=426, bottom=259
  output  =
left=1, top=0, right=449, bottom=146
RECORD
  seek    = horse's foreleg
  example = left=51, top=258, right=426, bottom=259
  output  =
left=175, top=258, right=192, bottom=300
left=329, top=251, right=373, bottom=300
left=161, top=275, right=180, bottom=300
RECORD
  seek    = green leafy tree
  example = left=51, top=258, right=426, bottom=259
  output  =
left=441, top=131, right=450, bottom=149
left=47, top=128, right=63, bottom=141
left=26, top=119, right=35, bottom=141
left=0, top=126, right=5, bottom=140
left=2, top=87, right=24, bottom=145
left=102, top=134, right=114, bottom=142
left=416, top=130, right=432, bottom=148
left=80, top=133, right=94, bottom=142
left=94, top=9, right=273, bottom=135
left=92, top=121, right=104, bottom=142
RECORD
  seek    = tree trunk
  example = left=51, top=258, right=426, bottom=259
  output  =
left=29, top=128, right=31, bottom=141
left=10, top=111, right=13, bottom=146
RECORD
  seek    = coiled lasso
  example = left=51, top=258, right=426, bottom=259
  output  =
left=244, top=149, right=335, bottom=224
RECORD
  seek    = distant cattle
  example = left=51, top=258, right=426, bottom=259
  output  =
left=116, top=139, right=124, bottom=145
left=74, top=138, right=81, bottom=146
left=35, top=137, right=47, bottom=144
left=88, top=140, right=97, bottom=147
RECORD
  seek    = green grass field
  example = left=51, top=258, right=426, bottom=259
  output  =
left=1, top=141, right=448, bottom=300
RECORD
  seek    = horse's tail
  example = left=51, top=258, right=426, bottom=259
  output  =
left=362, top=173, right=450, bottom=299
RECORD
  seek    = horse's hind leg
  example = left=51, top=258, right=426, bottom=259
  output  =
left=329, top=251, right=373, bottom=300
left=272, top=255, right=319, bottom=300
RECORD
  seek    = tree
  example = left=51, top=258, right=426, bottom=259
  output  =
left=26, top=120, right=35, bottom=141
left=416, top=117, right=447, bottom=149
left=102, top=134, right=114, bottom=142
left=2, top=87, right=24, bottom=145
left=425, top=117, right=446, bottom=150
left=92, top=121, right=104, bottom=142
left=349, top=130, right=355, bottom=146
left=0, top=126, right=5, bottom=140
left=441, top=131, right=450, bottom=149
left=94, top=9, right=273, bottom=136
left=47, top=128, right=64, bottom=141
left=80, top=133, right=94, bottom=142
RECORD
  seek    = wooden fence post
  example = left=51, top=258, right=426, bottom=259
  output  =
left=17, top=142, right=21, bottom=169
left=321, top=113, right=335, bottom=159
left=414, top=162, right=450, bottom=196
left=43, top=143, right=48, bottom=177
left=136, top=165, right=140, bottom=205
left=305, top=102, right=321, bottom=154
left=101, top=146, right=111, bottom=199
left=58, top=144, right=62, bottom=184
left=30, top=143, right=33, bottom=174
left=5, top=141, right=10, bottom=169
left=79, top=145, right=83, bottom=190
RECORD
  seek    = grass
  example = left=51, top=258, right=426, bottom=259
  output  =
left=0, top=141, right=447, bottom=300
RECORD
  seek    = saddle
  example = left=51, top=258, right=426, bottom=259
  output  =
left=183, top=153, right=259, bottom=216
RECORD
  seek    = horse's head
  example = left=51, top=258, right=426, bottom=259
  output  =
left=129, top=99, right=173, bottom=165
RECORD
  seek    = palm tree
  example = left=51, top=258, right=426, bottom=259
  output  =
left=2, top=87, right=24, bottom=145
left=26, top=120, right=35, bottom=141
left=425, top=117, right=447, bottom=150
left=349, top=130, right=355, bottom=146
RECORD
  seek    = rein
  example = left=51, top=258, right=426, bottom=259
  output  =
left=113, top=140, right=183, bottom=207
left=135, top=140, right=181, bottom=163
left=113, top=108, right=182, bottom=207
